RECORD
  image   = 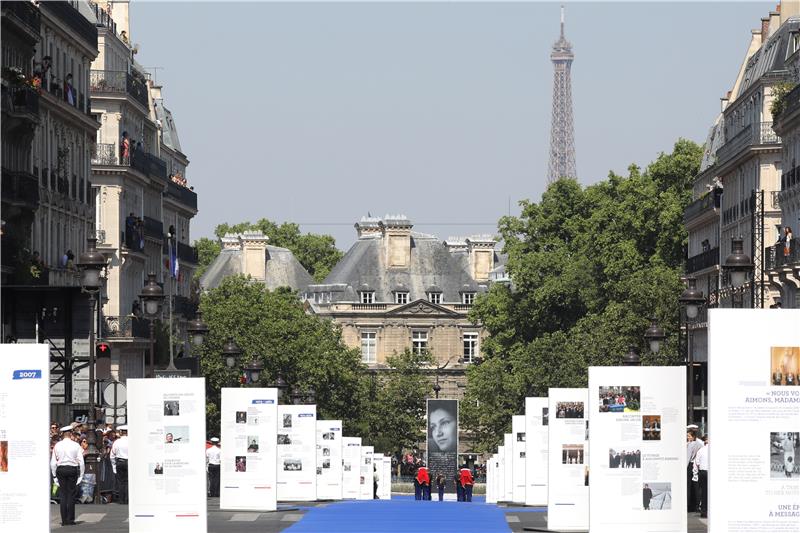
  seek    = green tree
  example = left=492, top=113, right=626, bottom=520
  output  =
left=202, top=219, right=343, bottom=281
left=462, top=139, right=702, bottom=452
left=197, top=275, right=368, bottom=434
left=364, top=349, right=434, bottom=454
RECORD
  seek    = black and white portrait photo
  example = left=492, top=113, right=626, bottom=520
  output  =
left=163, top=401, right=180, bottom=416
left=283, top=414, right=292, bottom=428
left=427, top=399, right=458, bottom=453
left=235, top=411, right=247, bottom=424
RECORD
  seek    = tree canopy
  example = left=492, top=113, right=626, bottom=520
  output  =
left=461, top=139, right=702, bottom=452
left=194, top=219, right=344, bottom=281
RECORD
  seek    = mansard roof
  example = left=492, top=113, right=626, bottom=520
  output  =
left=199, top=245, right=314, bottom=293
left=312, top=232, right=492, bottom=303
left=735, top=17, right=800, bottom=100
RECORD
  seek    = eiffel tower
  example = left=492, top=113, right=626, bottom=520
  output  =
left=547, top=5, right=577, bottom=184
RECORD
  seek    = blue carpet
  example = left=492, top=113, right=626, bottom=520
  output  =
left=285, top=497, right=511, bottom=533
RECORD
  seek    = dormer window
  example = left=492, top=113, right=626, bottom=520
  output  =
left=461, top=292, right=476, bottom=305
left=394, top=292, right=409, bottom=304
left=360, top=291, right=374, bottom=304
left=427, top=292, right=441, bottom=304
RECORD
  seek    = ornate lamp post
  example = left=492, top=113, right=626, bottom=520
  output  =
left=186, top=311, right=209, bottom=349
left=221, top=337, right=242, bottom=386
left=433, top=376, right=442, bottom=399
left=621, top=345, right=641, bottom=366
left=139, top=273, right=164, bottom=377
left=289, top=385, right=316, bottom=404
left=723, top=237, right=753, bottom=308
left=643, top=317, right=666, bottom=355
left=243, top=359, right=264, bottom=387
left=77, top=237, right=106, bottom=504
left=679, top=277, right=705, bottom=424
left=269, top=374, right=289, bottom=402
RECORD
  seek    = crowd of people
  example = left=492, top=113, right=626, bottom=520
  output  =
left=609, top=449, right=641, bottom=468
left=411, top=464, right=475, bottom=502
left=555, top=402, right=584, bottom=419
left=599, top=386, right=641, bottom=412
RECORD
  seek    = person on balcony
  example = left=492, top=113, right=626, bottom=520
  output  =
left=784, top=227, right=794, bottom=257
left=64, top=74, right=75, bottom=106
left=120, top=131, right=130, bottom=164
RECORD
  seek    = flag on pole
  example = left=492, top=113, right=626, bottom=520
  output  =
left=169, top=238, right=179, bottom=279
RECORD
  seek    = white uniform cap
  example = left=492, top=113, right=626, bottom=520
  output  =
left=60, top=425, right=74, bottom=432
left=118, top=425, right=128, bottom=431
left=686, top=424, right=699, bottom=429
left=210, top=437, right=220, bottom=443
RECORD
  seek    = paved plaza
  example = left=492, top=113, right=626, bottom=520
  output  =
left=49, top=495, right=709, bottom=532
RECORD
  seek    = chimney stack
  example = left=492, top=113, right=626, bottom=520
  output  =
left=465, top=236, right=497, bottom=281
left=239, top=231, right=269, bottom=281
left=355, top=216, right=382, bottom=239
left=380, top=215, right=413, bottom=268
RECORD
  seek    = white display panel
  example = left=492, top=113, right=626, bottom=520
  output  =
left=525, top=397, right=549, bottom=506
left=277, top=405, right=317, bottom=501
left=341, top=437, right=361, bottom=499
left=315, top=420, right=343, bottom=500
left=486, top=453, right=498, bottom=504
left=128, top=378, right=207, bottom=532
left=503, top=433, right=513, bottom=501
left=380, top=455, right=391, bottom=499
left=709, top=309, right=800, bottom=533
left=220, top=388, right=278, bottom=511
left=547, top=388, right=588, bottom=531
left=358, top=446, right=374, bottom=500
left=589, top=366, right=686, bottom=533
left=0, top=344, right=49, bottom=531
left=497, top=445, right=505, bottom=503
left=512, top=414, right=526, bottom=503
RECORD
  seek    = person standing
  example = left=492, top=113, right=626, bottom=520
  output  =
left=435, top=473, right=445, bottom=501
left=643, top=484, right=653, bottom=510
left=686, top=428, right=703, bottom=512
left=460, top=465, right=474, bottom=502
left=51, top=426, right=84, bottom=526
left=413, top=466, right=421, bottom=500
left=206, top=437, right=221, bottom=497
left=455, top=469, right=463, bottom=501
left=694, top=436, right=709, bottom=518
left=416, top=463, right=431, bottom=501
left=110, top=426, right=129, bottom=504
left=373, top=464, right=380, bottom=499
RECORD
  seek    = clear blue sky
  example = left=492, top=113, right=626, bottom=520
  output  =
left=131, top=1, right=770, bottom=250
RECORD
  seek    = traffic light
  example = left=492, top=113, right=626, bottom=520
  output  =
left=96, top=341, right=112, bottom=359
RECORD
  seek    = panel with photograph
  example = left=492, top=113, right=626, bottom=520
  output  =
left=555, top=402, right=584, bottom=419
left=562, top=444, right=584, bottom=465
left=642, top=415, right=661, bottom=441
left=643, top=482, right=671, bottom=510
left=598, top=386, right=640, bottom=412
left=770, top=432, right=799, bottom=479
left=770, top=347, right=799, bottom=386
left=608, top=448, right=641, bottom=469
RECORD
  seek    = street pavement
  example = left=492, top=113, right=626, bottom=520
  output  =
left=50, top=496, right=710, bottom=532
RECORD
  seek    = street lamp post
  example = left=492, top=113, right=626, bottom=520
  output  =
left=186, top=312, right=209, bottom=351
left=77, top=237, right=106, bottom=504
left=679, top=277, right=705, bottom=425
left=643, top=317, right=666, bottom=355
left=269, top=374, right=289, bottom=402
left=723, top=237, right=754, bottom=309
left=243, top=359, right=264, bottom=387
left=139, top=273, right=164, bottom=377
left=221, top=337, right=242, bottom=385
left=621, top=345, right=641, bottom=366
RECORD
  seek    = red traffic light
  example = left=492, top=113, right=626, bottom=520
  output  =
left=96, top=341, right=112, bottom=358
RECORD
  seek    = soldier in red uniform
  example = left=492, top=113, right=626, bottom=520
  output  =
left=459, top=465, right=474, bottom=502
left=416, top=463, right=431, bottom=501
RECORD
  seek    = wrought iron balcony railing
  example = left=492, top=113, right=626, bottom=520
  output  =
left=39, top=2, right=97, bottom=47
left=1, top=0, right=41, bottom=35
left=1, top=168, right=39, bottom=208
left=717, top=122, right=781, bottom=167
left=765, top=238, right=800, bottom=271
left=143, top=216, right=164, bottom=240
left=91, top=143, right=168, bottom=180
left=686, top=247, right=720, bottom=274
left=1, top=84, right=40, bottom=116
left=165, top=180, right=198, bottom=210
left=89, top=69, right=149, bottom=108
left=683, top=190, right=721, bottom=224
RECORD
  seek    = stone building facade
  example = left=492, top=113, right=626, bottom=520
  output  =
left=305, top=215, right=502, bottom=400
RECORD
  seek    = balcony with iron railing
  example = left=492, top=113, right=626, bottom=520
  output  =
left=686, top=247, right=720, bottom=274
left=782, top=165, right=800, bottom=191
left=40, top=2, right=98, bottom=47
left=716, top=122, right=781, bottom=167
left=165, top=179, right=198, bottom=210
left=143, top=216, right=164, bottom=240
left=91, top=143, right=168, bottom=180
left=89, top=69, right=149, bottom=108
left=88, top=1, right=117, bottom=34
left=683, top=189, right=721, bottom=224
left=163, top=241, right=199, bottom=264
left=103, top=315, right=149, bottom=340
left=2, top=0, right=41, bottom=35
left=1, top=84, right=40, bottom=118
left=1, top=168, right=40, bottom=208
left=765, top=238, right=800, bottom=271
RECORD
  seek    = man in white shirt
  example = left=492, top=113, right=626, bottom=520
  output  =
left=50, top=426, right=85, bottom=526
left=110, top=425, right=129, bottom=504
left=206, top=437, right=221, bottom=497
left=694, top=436, right=709, bottom=518
left=686, top=428, right=703, bottom=512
